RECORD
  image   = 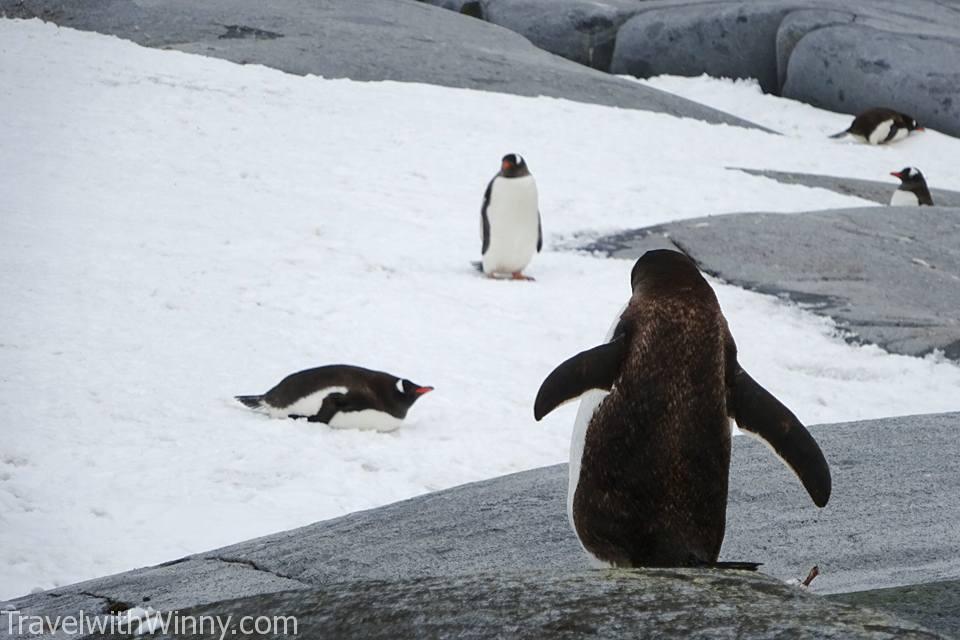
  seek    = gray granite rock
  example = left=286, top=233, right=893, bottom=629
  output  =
left=782, top=23, right=960, bottom=139
left=481, top=0, right=642, bottom=71
left=728, top=168, right=960, bottom=208
left=594, top=206, right=960, bottom=359
left=5, top=412, right=960, bottom=638
left=418, top=0, right=960, bottom=138
left=829, top=580, right=960, bottom=640
left=0, top=0, right=761, bottom=129
left=611, top=2, right=791, bottom=93
left=418, top=0, right=483, bottom=17
left=775, top=8, right=853, bottom=90
left=135, top=571, right=946, bottom=639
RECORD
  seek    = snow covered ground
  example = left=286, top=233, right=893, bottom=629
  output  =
left=2, top=20, right=960, bottom=599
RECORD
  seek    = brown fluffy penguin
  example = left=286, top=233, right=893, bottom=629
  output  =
left=534, top=250, right=831, bottom=569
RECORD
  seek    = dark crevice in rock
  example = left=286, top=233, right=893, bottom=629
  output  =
left=212, top=555, right=307, bottom=585
left=155, top=556, right=191, bottom=568
left=60, top=591, right=133, bottom=615
left=217, top=24, right=283, bottom=40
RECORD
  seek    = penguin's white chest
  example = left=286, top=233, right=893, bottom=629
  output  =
left=866, top=119, right=908, bottom=145
left=328, top=409, right=402, bottom=432
left=482, top=175, right=539, bottom=275
left=890, top=189, right=919, bottom=206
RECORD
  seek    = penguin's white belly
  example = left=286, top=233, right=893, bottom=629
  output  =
left=267, top=386, right=348, bottom=418
left=482, top=176, right=539, bottom=274
left=567, top=389, right=614, bottom=568
left=566, top=305, right=626, bottom=568
left=888, top=126, right=909, bottom=143
left=890, top=189, right=919, bottom=206
left=328, top=409, right=402, bottom=432
left=868, top=119, right=895, bottom=145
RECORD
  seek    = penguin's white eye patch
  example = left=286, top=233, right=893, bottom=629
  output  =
left=515, top=154, right=523, bottom=165
left=908, top=167, right=918, bottom=177
left=396, top=379, right=405, bottom=393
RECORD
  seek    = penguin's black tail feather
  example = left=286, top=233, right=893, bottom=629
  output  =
left=470, top=260, right=483, bottom=273
left=827, top=129, right=849, bottom=139
left=235, top=395, right=264, bottom=409
left=707, top=561, right=762, bottom=571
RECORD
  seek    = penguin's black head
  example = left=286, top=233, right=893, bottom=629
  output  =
left=891, top=166, right=925, bottom=185
left=500, top=153, right=530, bottom=178
left=904, top=116, right=923, bottom=132
left=396, top=378, right=434, bottom=406
left=630, top=249, right=711, bottom=297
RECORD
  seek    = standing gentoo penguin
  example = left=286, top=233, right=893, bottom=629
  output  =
left=890, top=167, right=934, bottom=206
left=236, top=365, right=433, bottom=432
left=829, top=107, right=923, bottom=145
left=480, top=153, right=542, bottom=280
left=534, top=250, right=831, bottom=569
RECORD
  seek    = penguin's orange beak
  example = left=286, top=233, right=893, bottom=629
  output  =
left=916, top=127, right=925, bottom=132
left=890, top=171, right=903, bottom=178
left=414, top=386, right=434, bottom=395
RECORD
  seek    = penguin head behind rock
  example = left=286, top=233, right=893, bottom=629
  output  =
left=891, top=166, right=924, bottom=184
left=500, top=153, right=530, bottom=178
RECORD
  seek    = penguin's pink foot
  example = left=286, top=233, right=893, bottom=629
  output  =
left=511, top=272, right=535, bottom=281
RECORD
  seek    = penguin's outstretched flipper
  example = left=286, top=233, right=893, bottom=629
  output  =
left=729, top=367, right=832, bottom=508
left=235, top=395, right=264, bottom=409
left=534, top=334, right=627, bottom=421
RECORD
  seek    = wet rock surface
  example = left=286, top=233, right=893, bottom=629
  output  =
left=126, top=570, right=945, bottom=639
left=594, top=206, right=960, bottom=359
left=5, top=412, right=960, bottom=638
left=829, top=579, right=960, bottom=640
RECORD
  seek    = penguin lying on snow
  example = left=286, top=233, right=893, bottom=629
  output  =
left=534, top=250, right=831, bottom=569
left=890, top=167, right=934, bottom=206
left=237, top=365, right=433, bottom=432
left=829, top=107, right=923, bottom=145
left=479, top=153, right=542, bottom=281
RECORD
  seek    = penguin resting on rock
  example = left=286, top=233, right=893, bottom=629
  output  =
left=236, top=365, right=433, bottom=432
left=534, top=250, right=831, bottom=569
left=889, top=167, right=934, bottom=206
left=479, top=153, right=542, bottom=280
left=829, top=107, right=923, bottom=145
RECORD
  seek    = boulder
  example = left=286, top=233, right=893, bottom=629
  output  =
left=481, top=0, right=642, bottom=71
left=415, top=0, right=960, bottom=138
left=830, top=579, right=960, bottom=639
left=782, top=24, right=960, bottom=139
left=727, top=168, right=960, bottom=208
left=132, top=570, right=946, bottom=639
left=775, top=8, right=853, bottom=89
left=595, top=206, right=960, bottom=359
left=5, top=412, right=960, bottom=638
left=611, top=2, right=790, bottom=93
left=0, top=0, right=761, bottom=129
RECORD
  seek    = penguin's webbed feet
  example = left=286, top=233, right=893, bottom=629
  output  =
left=511, top=272, right=535, bottom=281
